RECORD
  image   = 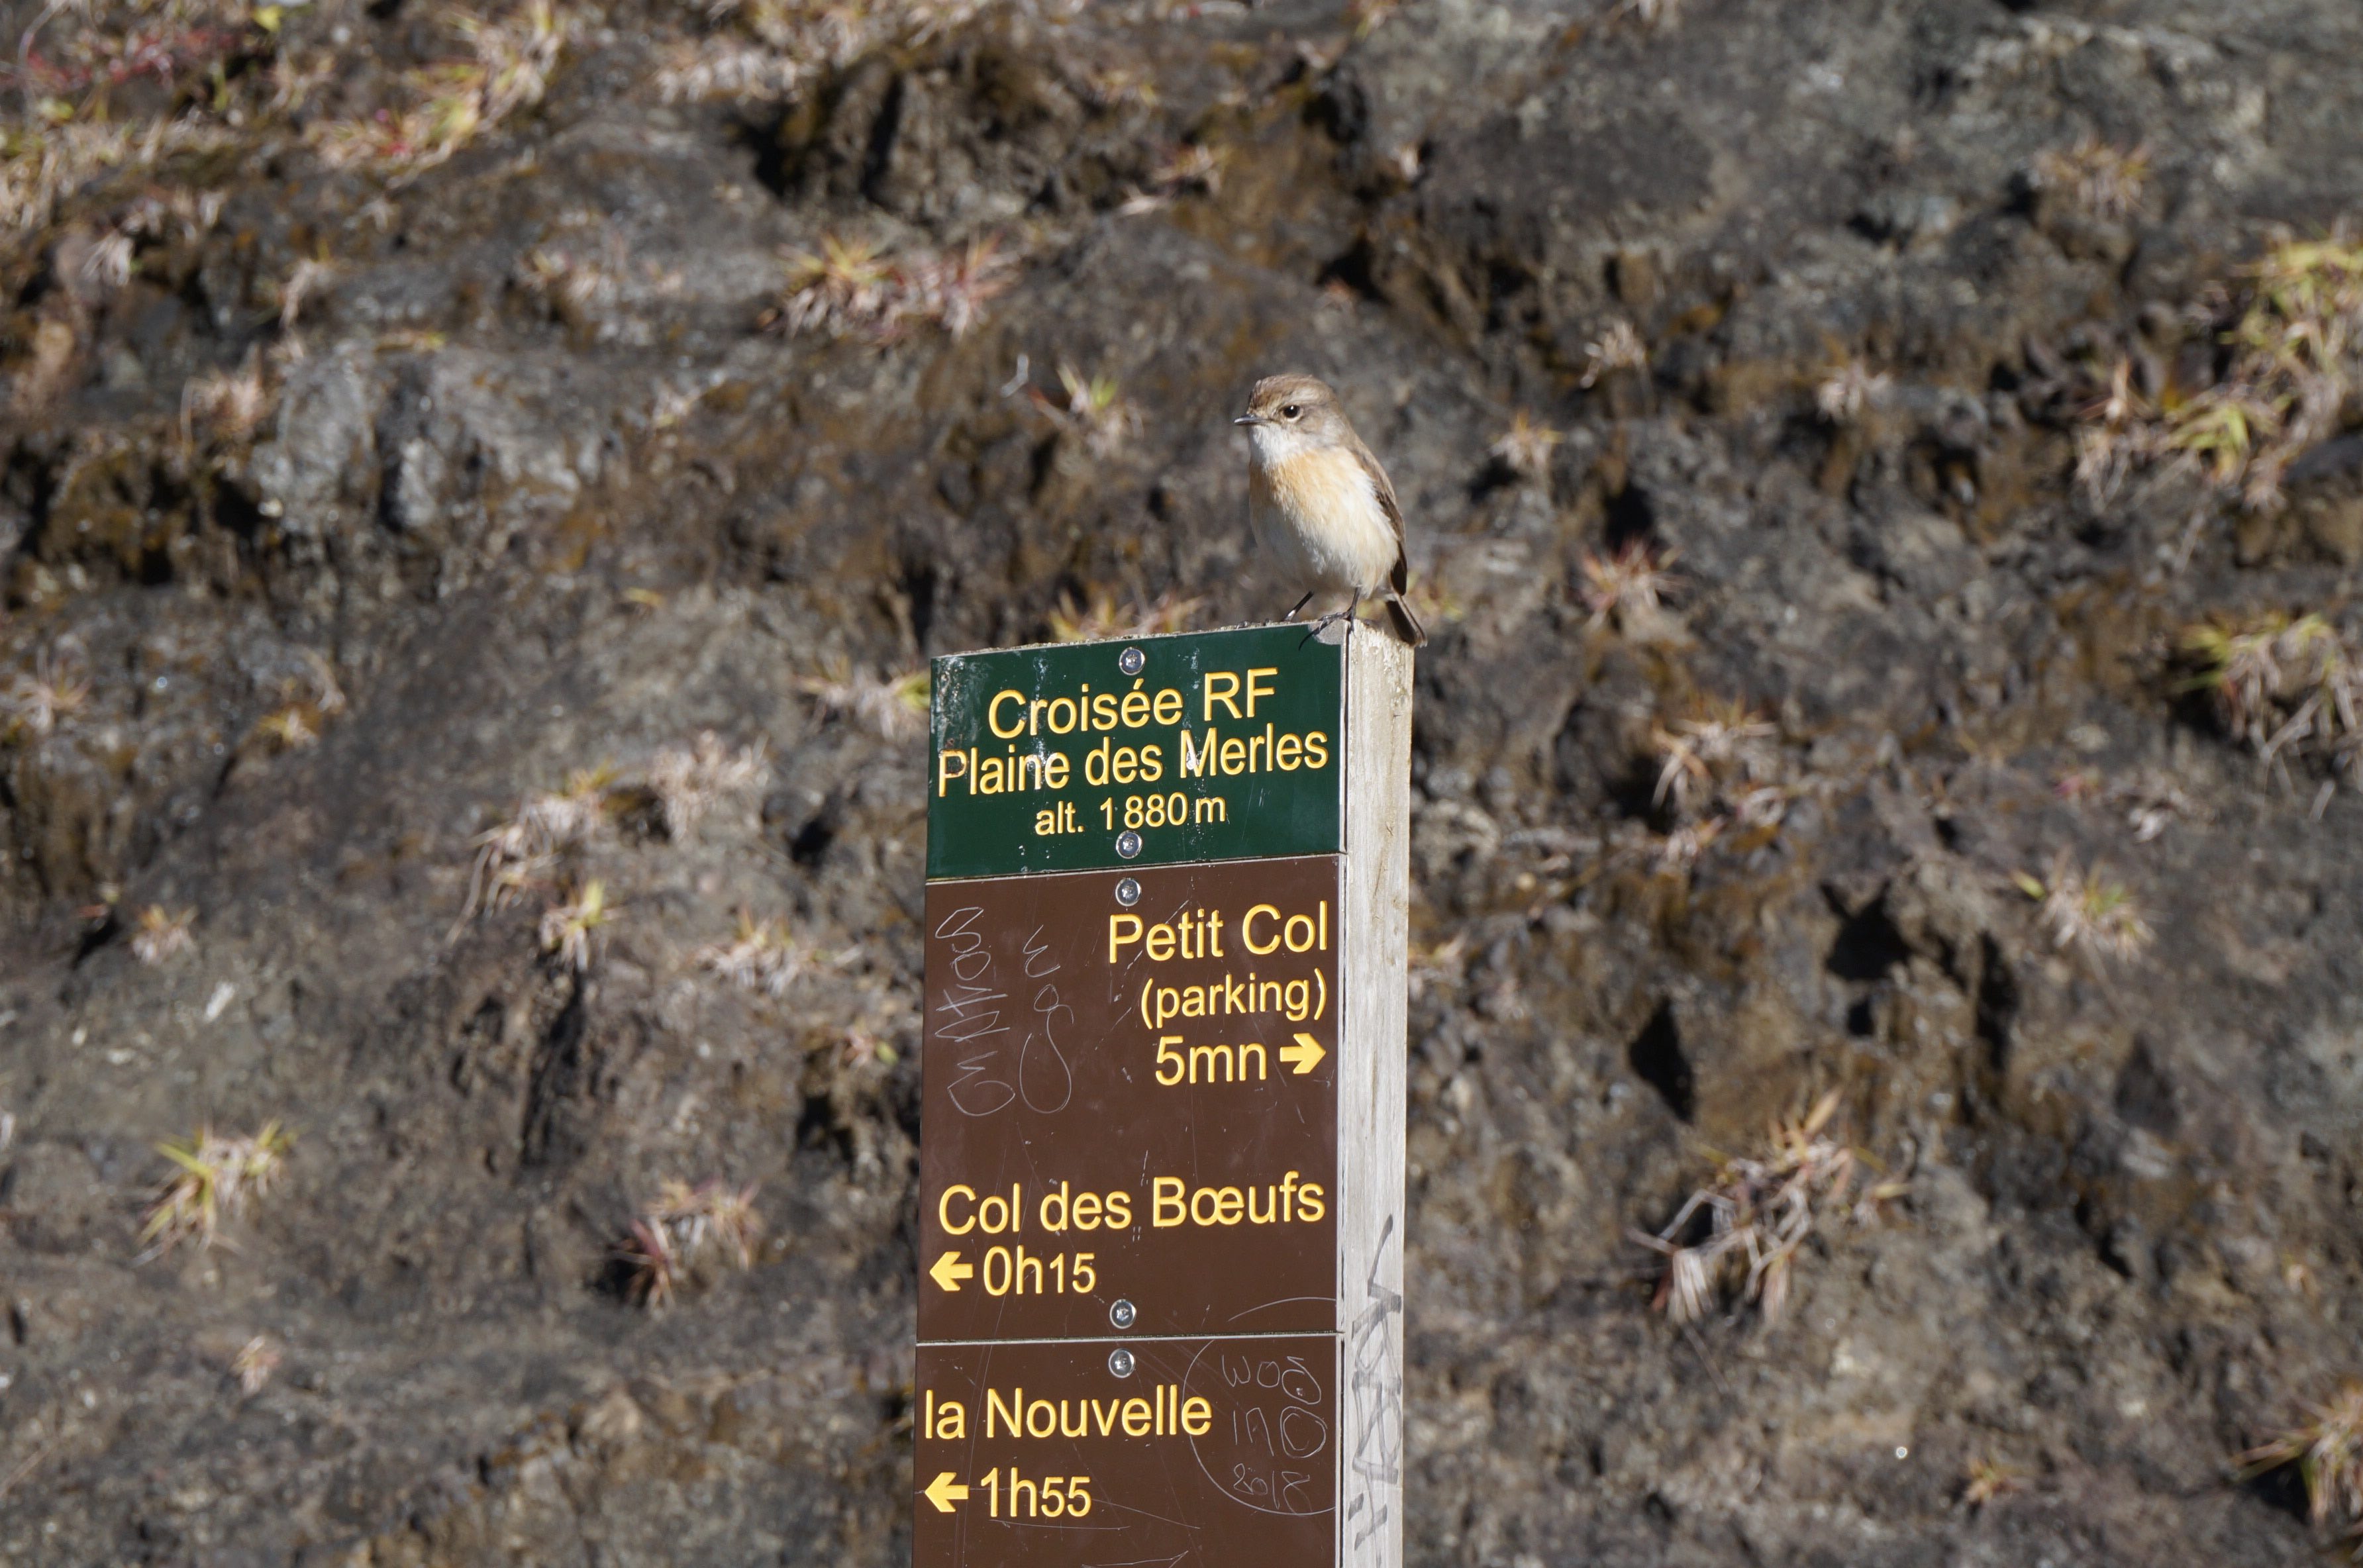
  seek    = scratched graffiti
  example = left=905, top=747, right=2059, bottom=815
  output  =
left=1344, top=1213, right=1404, bottom=1559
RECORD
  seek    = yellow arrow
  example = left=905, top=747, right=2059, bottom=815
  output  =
left=1279, top=1033, right=1327, bottom=1075
left=923, top=1471, right=970, bottom=1513
left=929, top=1250, right=975, bottom=1292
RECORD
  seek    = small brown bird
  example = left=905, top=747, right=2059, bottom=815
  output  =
left=1234, top=373, right=1427, bottom=646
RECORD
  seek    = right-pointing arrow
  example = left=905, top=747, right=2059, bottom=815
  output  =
left=923, top=1471, right=970, bottom=1513
left=1279, top=1032, right=1327, bottom=1075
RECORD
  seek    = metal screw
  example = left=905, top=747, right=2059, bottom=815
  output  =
left=1115, top=830, right=1142, bottom=859
left=1109, top=1298, right=1137, bottom=1330
left=1114, top=877, right=1140, bottom=906
left=1107, top=1348, right=1136, bottom=1378
left=1118, top=646, right=1144, bottom=676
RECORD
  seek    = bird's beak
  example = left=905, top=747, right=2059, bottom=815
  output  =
left=1233, top=414, right=1263, bottom=426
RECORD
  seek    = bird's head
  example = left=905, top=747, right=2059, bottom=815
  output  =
left=1234, top=373, right=1351, bottom=458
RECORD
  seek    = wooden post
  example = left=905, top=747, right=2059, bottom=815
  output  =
left=914, top=622, right=1411, bottom=1568
left=1337, top=631, right=1411, bottom=1568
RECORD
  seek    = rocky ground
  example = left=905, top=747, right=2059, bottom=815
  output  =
left=3, top=0, right=2362, bottom=1562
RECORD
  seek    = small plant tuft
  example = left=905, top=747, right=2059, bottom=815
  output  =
left=1815, top=358, right=1891, bottom=424
left=141, top=1122, right=293, bottom=1255
left=2179, top=611, right=2360, bottom=787
left=130, top=905, right=197, bottom=965
left=1632, top=1091, right=1902, bottom=1326
left=1962, top=1455, right=2027, bottom=1510
left=2236, top=1381, right=2363, bottom=1548
left=1, top=645, right=89, bottom=742
left=539, top=879, right=614, bottom=973
left=231, top=1334, right=281, bottom=1396
left=795, top=662, right=929, bottom=740
left=1487, top=411, right=1563, bottom=481
left=1047, top=587, right=1201, bottom=644
left=2012, top=853, right=2154, bottom=962
left=764, top=233, right=1015, bottom=341
left=1578, top=540, right=1682, bottom=632
left=2032, top=134, right=2150, bottom=222
left=695, top=912, right=803, bottom=1000
left=617, top=1177, right=764, bottom=1309
left=646, top=732, right=769, bottom=842
left=1648, top=698, right=1780, bottom=819
left=1578, top=318, right=1648, bottom=388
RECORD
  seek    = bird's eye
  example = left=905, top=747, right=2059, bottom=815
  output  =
left=1281, top=404, right=1301, bottom=419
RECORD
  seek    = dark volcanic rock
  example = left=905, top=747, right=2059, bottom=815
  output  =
left=2, top=0, right=2361, bottom=1563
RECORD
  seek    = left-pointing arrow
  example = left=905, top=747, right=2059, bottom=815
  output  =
left=929, top=1250, right=976, bottom=1292
left=923, top=1471, right=970, bottom=1513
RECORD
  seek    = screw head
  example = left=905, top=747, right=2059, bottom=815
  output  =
left=1107, top=1348, right=1136, bottom=1378
left=1109, top=1298, right=1137, bottom=1330
left=1114, top=877, right=1140, bottom=906
left=1118, top=646, right=1145, bottom=676
left=1115, top=830, right=1142, bottom=859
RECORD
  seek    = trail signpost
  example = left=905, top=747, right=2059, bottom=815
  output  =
left=918, top=623, right=1411, bottom=1568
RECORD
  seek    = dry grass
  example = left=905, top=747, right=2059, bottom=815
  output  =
left=0, top=115, right=239, bottom=239
left=1, top=645, right=89, bottom=742
left=2011, top=854, right=2153, bottom=963
left=1578, top=540, right=1681, bottom=632
left=458, top=733, right=770, bottom=935
left=538, top=878, right=613, bottom=972
left=2237, top=1381, right=2363, bottom=1548
left=1962, top=1455, right=2027, bottom=1509
left=2074, top=233, right=2363, bottom=513
left=130, top=905, right=196, bottom=965
left=0, top=2, right=265, bottom=246
left=1023, top=361, right=1139, bottom=456
left=140, top=1122, right=293, bottom=1255
left=2055, top=767, right=2208, bottom=843
left=1487, top=410, right=1562, bottom=481
left=1633, top=1091, right=1901, bottom=1326
left=1046, top=586, right=1201, bottom=643
left=2180, top=611, right=2360, bottom=787
left=617, top=1177, right=763, bottom=1309
left=651, top=0, right=1009, bottom=103
left=310, top=2, right=564, bottom=176
left=1579, top=318, right=1648, bottom=388
left=1116, top=142, right=1225, bottom=215
left=230, top=1334, right=281, bottom=1396
left=646, top=731, right=769, bottom=841
left=1648, top=697, right=1779, bottom=819
left=795, top=662, right=929, bottom=739
left=5, top=0, right=565, bottom=256
left=252, top=704, right=318, bottom=750
left=1815, top=357, right=1891, bottom=424
left=181, top=355, right=274, bottom=451
left=762, top=232, right=1015, bottom=341
left=2033, top=134, right=2150, bottom=221
left=462, top=765, right=617, bottom=920
left=695, top=912, right=803, bottom=999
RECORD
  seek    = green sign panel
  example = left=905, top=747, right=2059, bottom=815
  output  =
left=927, top=626, right=1343, bottom=880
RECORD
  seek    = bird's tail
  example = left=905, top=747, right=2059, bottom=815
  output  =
left=1385, top=593, right=1427, bottom=648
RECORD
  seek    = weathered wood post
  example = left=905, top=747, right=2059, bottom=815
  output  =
left=914, top=622, right=1411, bottom=1568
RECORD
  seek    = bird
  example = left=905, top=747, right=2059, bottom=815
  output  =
left=1233, top=373, right=1427, bottom=646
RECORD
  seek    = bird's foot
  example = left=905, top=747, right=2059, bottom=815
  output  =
left=1298, top=606, right=1356, bottom=648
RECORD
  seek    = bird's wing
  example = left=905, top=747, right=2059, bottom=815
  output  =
left=1348, top=435, right=1412, bottom=596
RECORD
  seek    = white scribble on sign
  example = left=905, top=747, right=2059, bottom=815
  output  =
left=1345, top=1212, right=1403, bottom=1553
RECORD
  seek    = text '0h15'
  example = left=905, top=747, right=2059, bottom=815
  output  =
left=917, top=855, right=1341, bottom=1344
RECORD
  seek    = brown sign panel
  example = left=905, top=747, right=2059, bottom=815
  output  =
left=914, top=1334, right=1336, bottom=1568
left=919, top=857, right=1340, bottom=1342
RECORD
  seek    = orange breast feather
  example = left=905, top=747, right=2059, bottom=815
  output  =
left=1264, top=446, right=1378, bottom=526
